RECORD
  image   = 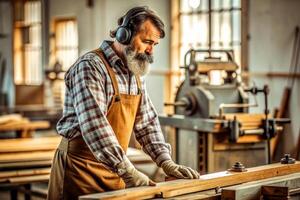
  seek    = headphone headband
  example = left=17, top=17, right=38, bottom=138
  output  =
left=121, top=7, right=148, bottom=28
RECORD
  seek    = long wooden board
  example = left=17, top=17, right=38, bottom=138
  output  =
left=0, top=114, right=23, bottom=124
left=0, top=136, right=61, bottom=153
left=0, top=168, right=50, bottom=180
left=0, top=119, right=50, bottom=131
left=6, top=174, right=50, bottom=184
left=79, top=162, right=300, bottom=200
left=0, top=151, right=55, bottom=163
left=162, top=172, right=300, bottom=200
left=0, top=160, right=52, bottom=169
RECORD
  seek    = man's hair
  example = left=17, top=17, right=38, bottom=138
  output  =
left=110, top=6, right=165, bottom=40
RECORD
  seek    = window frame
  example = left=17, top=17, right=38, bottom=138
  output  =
left=168, top=0, right=248, bottom=102
left=13, top=0, right=44, bottom=85
left=52, top=17, right=78, bottom=71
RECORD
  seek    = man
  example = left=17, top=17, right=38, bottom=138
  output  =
left=47, top=6, right=199, bottom=200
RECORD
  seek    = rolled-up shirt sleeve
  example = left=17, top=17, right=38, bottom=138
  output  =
left=66, top=59, right=125, bottom=171
left=134, top=79, right=172, bottom=166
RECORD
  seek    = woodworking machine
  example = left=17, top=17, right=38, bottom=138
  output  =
left=159, top=49, right=290, bottom=174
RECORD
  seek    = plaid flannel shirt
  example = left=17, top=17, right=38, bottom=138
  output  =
left=56, top=40, right=171, bottom=171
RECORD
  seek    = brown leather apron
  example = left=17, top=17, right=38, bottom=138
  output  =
left=47, top=49, right=142, bottom=200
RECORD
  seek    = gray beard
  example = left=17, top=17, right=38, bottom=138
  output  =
left=124, top=46, right=153, bottom=77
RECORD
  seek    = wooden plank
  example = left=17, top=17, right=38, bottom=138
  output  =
left=0, top=120, right=50, bottom=131
left=0, top=168, right=50, bottom=179
left=197, top=62, right=238, bottom=73
left=0, top=114, right=23, bottom=124
left=271, top=87, right=291, bottom=160
left=242, top=72, right=300, bottom=78
left=221, top=172, right=300, bottom=200
left=164, top=189, right=220, bottom=200
left=0, top=136, right=61, bottom=153
left=0, top=151, right=55, bottom=163
left=161, top=162, right=300, bottom=198
left=8, top=174, right=49, bottom=184
left=241, top=0, right=249, bottom=73
left=79, top=162, right=300, bottom=200
left=0, top=160, right=52, bottom=169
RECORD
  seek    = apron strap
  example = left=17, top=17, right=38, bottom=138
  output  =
left=93, top=49, right=120, bottom=96
left=93, top=48, right=142, bottom=95
left=135, top=75, right=142, bottom=94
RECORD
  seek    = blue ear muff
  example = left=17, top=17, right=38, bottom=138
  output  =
left=116, top=26, right=132, bottom=45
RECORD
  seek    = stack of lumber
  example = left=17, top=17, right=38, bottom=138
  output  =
left=0, top=114, right=50, bottom=137
left=0, top=136, right=60, bottom=185
left=0, top=136, right=154, bottom=185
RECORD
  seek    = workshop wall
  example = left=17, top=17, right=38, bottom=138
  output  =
left=49, top=0, right=170, bottom=114
left=249, top=0, right=300, bottom=158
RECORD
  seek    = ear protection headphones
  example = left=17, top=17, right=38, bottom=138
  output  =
left=116, top=7, right=148, bottom=45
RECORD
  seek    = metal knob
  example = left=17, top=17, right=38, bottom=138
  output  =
left=228, top=162, right=247, bottom=172
left=280, top=154, right=296, bottom=164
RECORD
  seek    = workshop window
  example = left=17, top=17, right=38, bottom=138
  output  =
left=54, top=18, right=78, bottom=71
left=48, top=18, right=78, bottom=107
left=179, top=0, right=242, bottom=67
left=13, top=0, right=42, bottom=85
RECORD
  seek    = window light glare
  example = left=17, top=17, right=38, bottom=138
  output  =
left=209, top=70, right=223, bottom=86
left=188, top=0, right=201, bottom=9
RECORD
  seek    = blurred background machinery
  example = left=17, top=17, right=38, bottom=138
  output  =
left=160, top=49, right=290, bottom=174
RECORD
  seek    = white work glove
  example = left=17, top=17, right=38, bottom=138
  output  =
left=116, top=156, right=156, bottom=188
left=161, top=160, right=200, bottom=179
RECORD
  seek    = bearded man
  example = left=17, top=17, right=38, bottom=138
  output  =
left=47, top=6, right=199, bottom=200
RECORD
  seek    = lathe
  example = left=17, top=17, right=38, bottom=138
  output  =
left=159, top=49, right=290, bottom=174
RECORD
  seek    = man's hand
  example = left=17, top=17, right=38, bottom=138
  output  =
left=161, top=160, right=200, bottom=179
left=116, top=157, right=156, bottom=188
